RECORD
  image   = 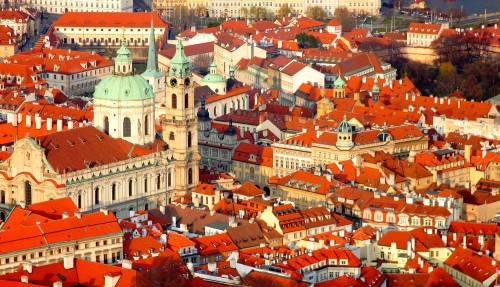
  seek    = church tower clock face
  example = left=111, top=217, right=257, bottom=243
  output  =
left=170, top=77, right=177, bottom=87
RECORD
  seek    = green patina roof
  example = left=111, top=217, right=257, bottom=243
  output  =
left=169, top=38, right=191, bottom=77
left=142, top=18, right=164, bottom=78
left=94, top=74, right=154, bottom=101
left=338, top=115, right=352, bottom=133
left=202, top=62, right=225, bottom=83
left=334, top=75, right=345, bottom=89
left=115, top=40, right=133, bottom=63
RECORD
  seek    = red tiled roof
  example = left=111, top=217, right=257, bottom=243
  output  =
left=191, top=233, right=238, bottom=256
left=53, top=12, right=169, bottom=28
left=408, top=22, right=443, bottom=35
left=232, top=142, right=273, bottom=167
left=233, top=182, right=265, bottom=197
left=444, top=246, right=499, bottom=283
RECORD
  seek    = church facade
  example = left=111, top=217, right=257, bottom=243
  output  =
left=0, top=25, right=198, bottom=220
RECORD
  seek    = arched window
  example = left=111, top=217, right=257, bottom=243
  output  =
left=223, top=104, right=227, bottom=115
left=0, top=190, right=5, bottom=204
left=169, top=132, right=175, bottom=141
left=77, top=194, right=82, bottom=209
left=167, top=172, right=172, bottom=187
left=184, top=93, right=189, bottom=108
left=104, top=116, right=109, bottom=135
left=172, top=94, right=177, bottom=109
left=111, top=183, right=117, bottom=201
left=144, top=115, right=149, bottom=136
left=213, top=106, right=217, bottom=117
left=123, top=117, right=131, bottom=137
left=145, top=203, right=149, bottom=210
left=94, top=187, right=99, bottom=205
left=188, top=168, right=193, bottom=185
left=187, top=131, right=192, bottom=148
left=157, top=174, right=161, bottom=189
left=25, top=181, right=32, bottom=206
left=128, top=179, right=133, bottom=196
left=144, top=177, right=148, bottom=193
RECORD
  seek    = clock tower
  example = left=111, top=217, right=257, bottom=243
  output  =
left=162, top=39, right=200, bottom=198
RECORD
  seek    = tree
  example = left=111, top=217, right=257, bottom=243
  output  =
left=241, top=7, right=248, bottom=18
left=447, top=6, right=467, bottom=24
left=334, top=6, right=355, bottom=30
left=295, top=33, right=319, bottom=48
left=249, top=6, right=267, bottom=19
left=277, top=4, right=291, bottom=18
left=460, top=75, right=483, bottom=101
left=305, top=5, right=327, bottom=20
left=194, top=5, right=207, bottom=17
left=435, top=63, right=461, bottom=96
left=192, top=54, right=212, bottom=75
left=136, top=256, right=186, bottom=287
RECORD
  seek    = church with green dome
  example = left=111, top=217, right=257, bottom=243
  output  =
left=93, top=34, right=156, bottom=145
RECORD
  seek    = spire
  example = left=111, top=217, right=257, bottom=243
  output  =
left=372, top=76, right=380, bottom=94
left=146, top=17, right=158, bottom=72
left=169, top=38, right=191, bottom=77
left=142, top=17, right=163, bottom=78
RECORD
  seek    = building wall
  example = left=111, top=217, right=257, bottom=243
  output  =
left=30, top=0, right=132, bottom=14
left=0, top=138, right=177, bottom=219
left=232, top=160, right=273, bottom=191
left=0, top=233, right=123, bottom=274
left=271, top=184, right=328, bottom=209
left=462, top=201, right=500, bottom=222
left=40, top=65, right=113, bottom=96
left=0, top=44, right=18, bottom=59
left=272, top=142, right=312, bottom=177
left=52, top=26, right=166, bottom=48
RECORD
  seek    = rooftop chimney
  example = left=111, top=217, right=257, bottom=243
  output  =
left=20, top=201, right=26, bottom=209
left=35, top=114, right=41, bottom=129
left=68, top=120, right=74, bottom=130
left=21, top=276, right=29, bottom=283
left=47, top=117, right=53, bottom=131
left=63, top=253, right=74, bottom=269
left=57, top=119, right=63, bottom=132
left=22, top=261, right=33, bottom=274
left=53, top=282, right=63, bottom=287
left=62, top=212, right=69, bottom=219
left=121, top=259, right=133, bottom=269
left=160, top=205, right=166, bottom=215
left=26, top=114, right=31, bottom=128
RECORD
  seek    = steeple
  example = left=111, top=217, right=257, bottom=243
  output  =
left=169, top=38, right=191, bottom=77
left=372, top=76, right=380, bottom=94
left=142, top=17, right=163, bottom=77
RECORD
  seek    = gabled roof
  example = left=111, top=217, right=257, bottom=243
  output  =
left=444, top=246, right=499, bottom=283
left=232, top=143, right=273, bottom=167
left=233, top=182, right=265, bottom=197
left=275, top=170, right=346, bottom=195
left=191, top=233, right=238, bottom=256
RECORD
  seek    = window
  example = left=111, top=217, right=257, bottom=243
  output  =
left=111, top=183, right=117, bottom=201
left=123, top=117, right=131, bottom=137
left=157, top=174, right=161, bottom=189
left=169, top=132, right=175, bottom=141
left=94, top=187, right=100, bottom=205
left=0, top=190, right=5, bottom=204
left=103, top=116, right=109, bottom=134
left=412, top=217, right=420, bottom=226
left=184, top=93, right=189, bottom=108
left=144, top=177, right=148, bottom=193
left=128, top=180, right=133, bottom=196
left=168, top=172, right=172, bottom=187
left=188, top=168, right=193, bottom=185
left=172, top=94, right=177, bottom=109
left=144, top=115, right=149, bottom=136
left=187, top=131, right=192, bottom=148
left=77, top=195, right=82, bottom=208
left=25, top=181, right=32, bottom=205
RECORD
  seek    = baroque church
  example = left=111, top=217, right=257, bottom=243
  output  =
left=0, top=21, right=199, bottom=219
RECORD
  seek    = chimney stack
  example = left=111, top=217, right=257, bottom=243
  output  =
left=47, top=117, right=53, bottom=131
left=21, top=276, right=29, bottom=283
left=57, top=119, right=63, bottom=131
left=68, top=120, right=74, bottom=130
left=63, top=253, right=74, bottom=269
left=26, top=114, right=31, bottom=128
left=35, top=114, right=41, bottom=129
left=62, top=212, right=69, bottom=219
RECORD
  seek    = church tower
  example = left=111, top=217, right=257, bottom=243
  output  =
left=162, top=39, right=200, bottom=196
left=372, top=76, right=380, bottom=104
left=141, top=18, right=165, bottom=111
left=333, top=74, right=345, bottom=98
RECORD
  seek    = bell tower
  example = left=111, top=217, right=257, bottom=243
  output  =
left=162, top=39, right=200, bottom=198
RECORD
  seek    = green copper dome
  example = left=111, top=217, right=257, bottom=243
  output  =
left=94, top=39, right=154, bottom=101
left=169, top=38, right=191, bottom=77
left=202, top=62, right=226, bottom=83
left=94, top=74, right=154, bottom=101
left=334, top=75, right=346, bottom=89
left=338, top=115, right=352, bottom=133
